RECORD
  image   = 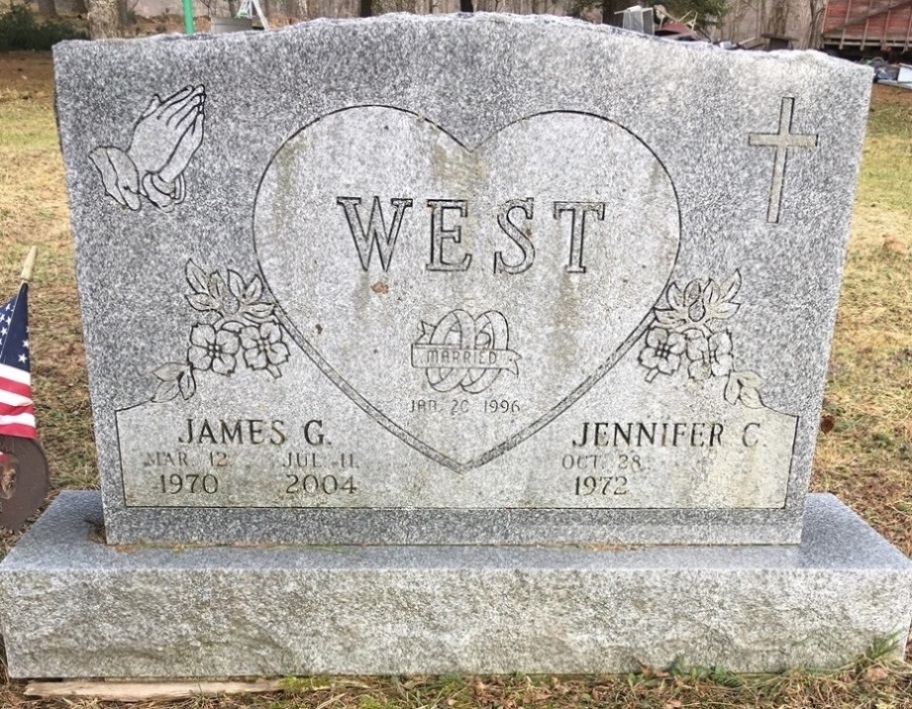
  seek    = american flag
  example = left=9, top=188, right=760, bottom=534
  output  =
left=0, top=283, right=35, bottom=439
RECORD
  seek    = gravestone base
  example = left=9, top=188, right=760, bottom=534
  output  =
left=1, top=491, right=910, bottom=678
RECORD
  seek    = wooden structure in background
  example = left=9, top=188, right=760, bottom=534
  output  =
left=822, top=0, right=912, bottom=52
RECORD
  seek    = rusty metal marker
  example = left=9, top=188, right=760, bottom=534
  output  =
left=0, top=436, right=49, bottom=531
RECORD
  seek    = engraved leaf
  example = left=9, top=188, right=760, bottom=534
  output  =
left=704, top=300, right=740, bottom=323
left=724, top=373, right=739, bottom=405
left=724, top=370, right=765, bottom=408
left=683, top=279, right=702, bottom=306
left=243, top=302, right=275, bottom=321
left=185, top=260, right=209, bottom=294
left=719, top=271, right=742, bottom=302
left=152, top=378, right=180, bottom=403
left=227, top=269, right=245, bottom=299
left=738, top=370, right=764, bottom=388
left=186, top=292, right=220, bottom=312
left=704, top=279, right=722, bottom=305
left=152, top=362, right=184, bottom=382
left=208, top=272, right=228, bottom=303
left=666, top=283, right=684, bottom=309
left=220, top=320, right=244, bottom=333
left=178, top=367, right=197, bottom=400
left=243, top=275, right=263, bottom=302
left=703, top=273, right=741, bottom=323
left=654, top=309, right=689, bottom=330
left=739, top=384, right=764, bottom=409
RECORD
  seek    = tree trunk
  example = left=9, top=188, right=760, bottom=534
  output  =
left=86, top=0, right=126, bottom=37
left=359, top=0, right=372, bottom=15
left=36, top=0, right=59, bottom=19
left=805, top=0, right=825, bottom=48
left=118, top=0, right=131, bottom=32
left=461, top=0, right=474, bottom=11
left=601, top=0, right=623, bottom=26
left=768, top=0, right=789, bottom=36
left=284, top=0, right=305, bottom=20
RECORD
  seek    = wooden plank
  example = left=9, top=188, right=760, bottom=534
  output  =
left=827, top=0, right=912, bottom=35
left=825, top=0, right=849, bottom=34
left=24, top=679, right=285, bottom=702
left=821, top=0, right=846, bottom=32
left=903, top=1, right=912, bottom=50
left=841, top=0, right=853, bottom=49
left=882, top=6, right=892, bottom=47
left=821, top=0, right=912, bottom=48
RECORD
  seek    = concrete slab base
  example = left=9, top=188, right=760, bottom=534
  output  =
left=1, top=491, right=910, bottom=678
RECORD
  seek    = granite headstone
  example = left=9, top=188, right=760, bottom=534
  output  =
left=0, top=14, right=910, bottom=678
left=42, top=13, right=872, bottom=546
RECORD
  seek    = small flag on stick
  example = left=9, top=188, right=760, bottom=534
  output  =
left=0, top=248, right=36, bottom=440
left=0, top=246, right=48, bottom=532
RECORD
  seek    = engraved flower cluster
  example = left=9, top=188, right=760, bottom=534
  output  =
left=151, top=260, right=289, bottom=402
left=638, top=272, right=764, bottom=408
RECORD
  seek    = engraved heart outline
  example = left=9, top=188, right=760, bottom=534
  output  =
left=256, top=106, right=681, bottom=474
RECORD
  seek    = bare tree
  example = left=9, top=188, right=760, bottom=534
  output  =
left=569, top=0, right=631, bottom=25
left=86, top=0, right=127, bottom=37
left=804, top=0, right=825, bottom=47
left=601, top=0, right=622, bottom=25
left=375, top=0, right=419, bottom=11
left=720, top=0, right=755, bottom=42
left=767, top=0, right=788, bottom=35
left=284, top=0, right=308, bottom=19
left=35, top=0, right=59, bottom=19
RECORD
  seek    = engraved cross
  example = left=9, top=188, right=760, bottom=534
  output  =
left=748, top=97, right=818, bottom=224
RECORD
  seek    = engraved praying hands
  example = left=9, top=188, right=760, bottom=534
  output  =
left=89, top=85, right=206, bottom=212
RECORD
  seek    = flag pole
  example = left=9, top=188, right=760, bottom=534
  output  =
left=19, top=246, right=36, bottom=284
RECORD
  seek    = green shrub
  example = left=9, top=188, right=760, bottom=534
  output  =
left=0, top=3, right=87, bottom=51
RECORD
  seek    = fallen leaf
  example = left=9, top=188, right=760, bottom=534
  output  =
left=865, top=666, right=889, bottom=682
left=883, top=236, right=906, bottom=256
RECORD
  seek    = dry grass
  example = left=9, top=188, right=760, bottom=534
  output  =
left=1, top=52, right=912, bottom=707
left=2, top=666, right=912, bottom=708
left=812, top=85, right=912, bottom=555
left=0, top=52, right=94, bottom=505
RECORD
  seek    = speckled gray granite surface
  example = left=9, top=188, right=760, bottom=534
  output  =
left=0, top=492, right=909, bottom=677
left=52, top=14, right=871, bottom=544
